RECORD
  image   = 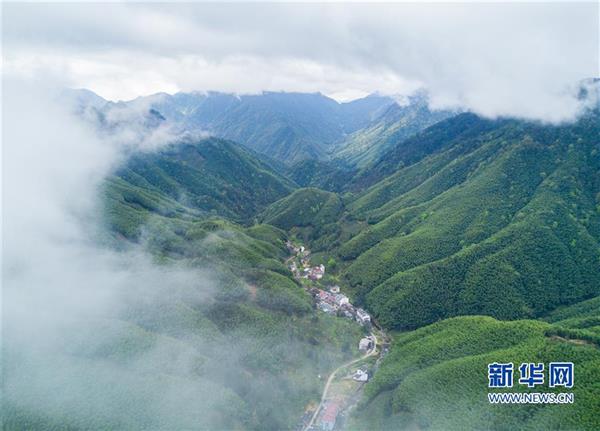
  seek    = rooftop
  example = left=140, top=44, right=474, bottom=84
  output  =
left=321, top=401, right=340, bottom=423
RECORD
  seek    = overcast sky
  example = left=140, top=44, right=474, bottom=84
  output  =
left=2, top=2, right=599, bottom=121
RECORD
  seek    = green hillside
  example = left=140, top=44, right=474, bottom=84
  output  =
left=544, top=296, right=600, bottom=342
left=336, top=111, right=600, bottom=330
left=103, top=161, right=366, bottom=430
left=4, top=143, right=365, bottom=431
left=266, top=109, right=600, bottom=431
left=348, top=112, right=501, bottom=191
left=333, top=94, right=454, bottom=169
left=546, top=296, right=600, bottom=324
left=138, top=91, right=395, bottom=165
left=202, top=92, right=345, bottom=163
left=258, top=187, right=353, bottom=253
left=287, top=159, right=357, bottom=192
left=109, top=136, right=296, bottom=225
left=348, top=315, right=600, bottom=431
left=260, top=187, right=344, bottom=230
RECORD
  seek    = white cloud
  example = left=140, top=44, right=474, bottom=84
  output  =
left=2, top=2, right=598, bottom=121
left=0, top=78, right=246, bottom=429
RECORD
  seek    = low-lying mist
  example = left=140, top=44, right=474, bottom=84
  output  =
left=2, top=81, right=361, bottom=430
left=2, top=80, right=224, bottom=428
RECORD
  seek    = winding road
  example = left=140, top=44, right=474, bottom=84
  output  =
left=302, top=333, right=378, bottom=431
left=286, top=243, right=383, bottom=431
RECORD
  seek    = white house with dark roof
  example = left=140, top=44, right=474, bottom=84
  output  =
left=356, top=308, right=371, bottom=324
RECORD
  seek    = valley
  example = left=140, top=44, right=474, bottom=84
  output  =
left=5, top=5, right=600, bottom=431
left=99, top=90, right=600, bottom=430
left=7, top=87, right=599, bottom=431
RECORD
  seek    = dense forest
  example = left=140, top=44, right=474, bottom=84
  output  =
left=7, top=88, right=599, bottom=430
left=243, top=96, right=599, bottom=430
left=4, top=134, right=365, bottom=431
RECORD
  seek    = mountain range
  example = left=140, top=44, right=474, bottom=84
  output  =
left=31, top=86, right=600, bottom=430
left=66, top=88, right=452, bottom=166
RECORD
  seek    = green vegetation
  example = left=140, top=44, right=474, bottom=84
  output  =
left=102, top=172, right=362, bottom=430
left=333, top=94, right=454, bottom=169
left=334, top=111, right=600, bottom=329
left=348, top=316, right=600, bottom=431
left=259, top=187, right=343, bottom=230
left=148, top=91, right=396, bottom=164
left=11, top=93, right=600, bottom=430
left=544, top=296, right=600, bottom=343
left=110, top=137, right=296, bottom=224
left=266, top=111, right=599, bottom=333
left=5, top=142, right=365, bottom=431
left=266, top=109, right=600, bottom=430
left=259, top=187, right=354, bottom=253
left=287, top=159, right=357, bottom=192
left=545, top=296, right=600, bottom=323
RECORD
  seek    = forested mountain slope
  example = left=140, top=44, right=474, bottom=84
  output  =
left=338, top=111, right=600, bottom=329
left=333, top=93, right=455, bottom=169
left=5, top=136, right=365, bottom=431
left=286, top=159, right=357, bottom=192
left=348, top=314, right=600, bottom=431
left=103, top=162, right=364, bottom=431
left=107, top=136, right=296, bottom=226
left=259, top=187, right=344, bottom=231
left=49, top=87, right=600, bottom=431
left=347, top=112, right=501, bottom=191
left=122, top=91, right=396, bottom=164
left=253, top=100, right=600, bottom=431
left=68, top=88, right=457, bottom=168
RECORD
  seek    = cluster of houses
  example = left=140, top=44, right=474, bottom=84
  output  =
left=304, top=264, right=325, bottom=280
left=286, top=242, right=377, bottom=431
left=286, top=241, right=372, bottom=326
left=286, top=241, right=326, bottom=281
left=289, top=260, right=325, bottom=281
left=311, top=286, right=371, bottom=326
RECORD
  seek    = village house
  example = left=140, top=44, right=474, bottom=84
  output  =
left=356, top=308, right=371, bottom=324
left=340, top=302, right=354, bottom=311
left=319, top=401, right=340, bottom=431
left=352, top=369, right=369, bottom=382
left=359, top=336, right=373, bottom=352
left=334, top=293, right=349, bottom=307
left=308, top=272, right=320, bottom=281
left=317, top=290, right=336, bottom=305
left=318, top=302, right=336, bottom=314
left=340, top=307, right=354, bottom=319
left=307, top=264, right=325, bottom=280
left=328, top=285, right=340, bottom=294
